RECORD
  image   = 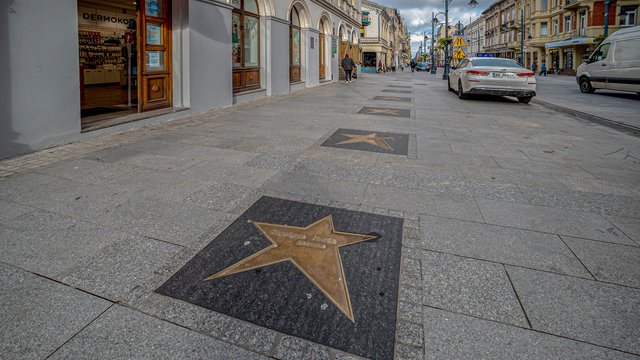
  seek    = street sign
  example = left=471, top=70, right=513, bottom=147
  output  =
left=452, top=36, right=468, bottom=47
left=453, top=48, right=466, bottom=59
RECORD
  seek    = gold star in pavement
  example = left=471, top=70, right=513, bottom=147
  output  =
left=336, top=132, right=395, bottom=151
left=366, top=108, right=401, bottom=115
left=205, top=215, right=378, bottom=322
left=377, top=97, right=402, bottom=101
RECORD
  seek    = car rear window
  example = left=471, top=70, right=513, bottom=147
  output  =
left=471, top=59, right=524, bottom=68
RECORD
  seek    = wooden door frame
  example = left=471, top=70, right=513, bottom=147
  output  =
left=138, top=0, right=173, bottom=112
left=319, top=32, right=325, bottom=80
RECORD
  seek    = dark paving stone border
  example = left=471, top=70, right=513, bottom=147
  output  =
left=387, top=85, right=412, bottom=89
left=357, top=106, right=411, bottom=118
left=382, top=89, right=412, bottom=94
left=321, top=128, right=410, bottom=155
left=373, top=96, right=412, bottom=103
left=157, top=197, right=404, bottom=360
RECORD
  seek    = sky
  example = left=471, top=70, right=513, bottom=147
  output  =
left=375, top=0, right=492, bottom=57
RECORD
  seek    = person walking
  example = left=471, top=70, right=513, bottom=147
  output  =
left=341, top=53, right=356, bottom=83
left=532, top=62, right=538, bottom=75
left=540, top=62, right=547, bottom=76
left=410, top=59, right=416, bottom=72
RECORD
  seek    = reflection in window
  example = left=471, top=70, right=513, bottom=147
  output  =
left=232, top=0, right=260, bottom=92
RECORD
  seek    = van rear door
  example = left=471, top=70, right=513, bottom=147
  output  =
left=607, top=37, right=640, bottom=92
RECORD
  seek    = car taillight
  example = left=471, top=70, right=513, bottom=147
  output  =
left=516, top=72, right=535, bottom=77
left=466, top=70, right=490, bottom=75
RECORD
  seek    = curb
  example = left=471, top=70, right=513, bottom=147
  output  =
left=533, top=99, right=640, bottom=137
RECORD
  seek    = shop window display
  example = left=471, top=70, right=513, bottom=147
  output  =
left=290, top=7, right=302, bottom=83
left=232, top=0, right=261, bottom=92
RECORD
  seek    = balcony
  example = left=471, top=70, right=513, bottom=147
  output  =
left=564, top=0, right=589, bottom=9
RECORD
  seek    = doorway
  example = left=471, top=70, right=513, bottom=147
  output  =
left=78, top=0, right=172, bottom=130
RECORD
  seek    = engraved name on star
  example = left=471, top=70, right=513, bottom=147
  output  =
left=204, top=215, right=378, bottom=322
left=335, top=132, right=395, bottom=151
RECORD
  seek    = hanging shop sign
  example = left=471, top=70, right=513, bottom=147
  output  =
left=362, top=11, right=371, bottom=26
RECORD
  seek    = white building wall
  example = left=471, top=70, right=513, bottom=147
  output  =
left=1, top=0, right=80, bottom=158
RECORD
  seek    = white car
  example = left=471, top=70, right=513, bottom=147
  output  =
left=447, top=57, right=537, bottom=103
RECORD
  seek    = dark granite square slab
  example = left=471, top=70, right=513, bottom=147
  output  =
left=357, top=106, right=411, bottom=118
left=382, top=89, right=412, bottom=94
left=387, top=85, right=412, bottom=89
left=321, top=128, right=410, bottom=155
left=156, top=197, right=404, bottom=360
left=373, top=96, right=412, bottom=103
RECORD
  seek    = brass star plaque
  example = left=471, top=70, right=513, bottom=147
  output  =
left=155, top=197, right=404, bottom=360
left=322, top=128, right=409, bottom=155
left=335, top=133, right=395, bottom=151
left=206, top=215, right=377, bottom=321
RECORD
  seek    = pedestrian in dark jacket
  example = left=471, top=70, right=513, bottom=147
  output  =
left=410, top=59, right=416, bottom=72
left=341, top=54, right=356, bottom=83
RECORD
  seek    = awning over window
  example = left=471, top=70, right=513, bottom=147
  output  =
left=545, top=37, right=595, bottom=48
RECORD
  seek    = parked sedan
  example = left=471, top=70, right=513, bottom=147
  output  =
left=415, top=62, right=431, bottom=72
left=447, top=57, right=537, bottom=103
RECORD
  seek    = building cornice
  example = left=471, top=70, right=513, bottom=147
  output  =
left=310, top=0, right=361, bottom=28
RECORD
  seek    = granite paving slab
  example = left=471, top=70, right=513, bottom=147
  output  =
left=157, top=196, right=404, bottom=360
left=373, top=96, right=412, bottom=102
left=562, top=236, right=640, bottom=288
left=506, top=266, right=640, bottom=354
left=387, top=85, right=412, bottom=89
left=100, top=196, right=231, bottom=246
left=0, top=210, right=135, bottom=277
left=0, top=200, right=33, bottom=222
left=424, top=307, right=637, bottom=360
left=321, top=128, right=410, bottom=155
left=358, top=107, right=411, bottom=118
left=420, top=215, right=591, bottom=277
left=262, top=172, right=368, bottom=205
left=0, top=263, right=111, bottom=359
left=59, top=236, right=181, bottom=301
left=605, top=215, right=640, bottom=245
left=362, top=184, right=484, bottom=222
left=48, top=305, right=267, bottom=360
left=477, top=198, right=636, bottom=245
left=422, top=251, right=528, bottom=327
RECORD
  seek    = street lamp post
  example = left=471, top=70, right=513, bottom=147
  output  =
left=603, top=0, right=610, bottom=37
left=431, top=12, right=437, bottom=74
left=442, top=0, right=478, bottom=80
left=520, top=8, right=525, bottom=66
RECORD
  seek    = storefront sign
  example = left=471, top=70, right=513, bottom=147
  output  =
left=146, top=0, right=161, bottom=17
left=78, top=7, right=135, bottom=30
left=146, top=23, right=162, bottom=45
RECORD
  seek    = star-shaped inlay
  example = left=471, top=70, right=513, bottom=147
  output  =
left=205, top=215, right=378, bottom=322
left=377, top=97, right=402, bottom=101
left=366, top=108, right=401, bottom=115
left=335, top=132, right=395, bottom=151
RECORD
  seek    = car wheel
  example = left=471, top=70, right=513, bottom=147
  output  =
left=517, top=96, right=532, bottom=104
left=457, top=80, right=467, bottom=99
left=579, top=77, right=595, bottom=93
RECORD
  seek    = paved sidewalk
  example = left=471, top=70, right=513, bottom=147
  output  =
left=1, top=70, right=640, bottom=359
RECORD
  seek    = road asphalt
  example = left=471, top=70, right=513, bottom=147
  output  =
left=1, top=69, right=639, bottom=359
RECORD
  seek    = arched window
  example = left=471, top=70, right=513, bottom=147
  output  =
left=319, top=18, right=327, bottom=80
left=290, top=7, right=301, bottom=83
left=232, top=0, right=260, bottom=92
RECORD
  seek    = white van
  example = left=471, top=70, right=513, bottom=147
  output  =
left=576, top=26, right=640, bottom=95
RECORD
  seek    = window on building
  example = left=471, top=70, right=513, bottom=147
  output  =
left=552, top=19, right=558, bottom=34
left=511, top=7, right=515, bottom=20
left=565, top=15, right=571, bottom=32
left=620, top=6, right=637, bottom=26
left=579, top=12, right=586, bottom=36
left=232, top=0, right=260, bottom=92
left=540, top=22, right=548, bottom=36
left=541, top=0, right=548, bottom=10
left=289, top=7, right=301, bottom=83
left=552, top=0, right=557, bottom=7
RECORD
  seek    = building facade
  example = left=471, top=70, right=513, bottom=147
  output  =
left=466, top=16, right=486, bottom=56
left=1, top=0, right=362, bottom=159
left=468, top=0, right=638, bottom=74
left=360, top=0, right=408, bottom=71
